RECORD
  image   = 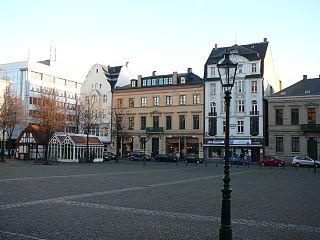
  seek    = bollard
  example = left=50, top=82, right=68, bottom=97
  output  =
left=185, top=161, right=188, bottom=167
left=237, top=163, right=239, bottom=168
left=216, top=162, right=218, bottom=167
left=282, top=164, right=285, bottom=170
left=247, top=163, right=250, bottom=168
left=314, top=166, right=317, bottom=173
left=205, top=161, right=207, bottom=167
left=259, top=164, right=261, bottom=169
left=308, top=166, right=310, bottom=172
left=143, top=159, right=146, bottom=166
left=295, top=165, right=297, bottom=171
left=167, top=161, right=169, bottom=165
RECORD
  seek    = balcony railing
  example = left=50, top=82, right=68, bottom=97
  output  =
left=208, top=112, right=217, bottom=116
left=146, top=127, right=164, bottom=133
left=301, top=124, right=320, bottom=132
left=250, top=111, right=259, bottom=115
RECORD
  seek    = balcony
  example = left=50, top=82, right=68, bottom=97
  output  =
left=146, top=127, right=164, bottom=133
left=301, top=124, right=320, bottom=132
left=250, top=111, right=259, bottom=116
left=208, top=112, right=217, bottom=116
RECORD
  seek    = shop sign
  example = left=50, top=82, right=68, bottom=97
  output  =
left=206, top=140, right=252, bottom=145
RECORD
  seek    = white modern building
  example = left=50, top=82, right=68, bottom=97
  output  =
left=0, top=59, right=84, bottom=140
left=80, top=63, right=132, bottom=151
left=203, top=38, right=282, bottom=162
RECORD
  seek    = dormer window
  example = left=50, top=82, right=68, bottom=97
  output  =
left=230, top=49, right=238, bottom=54
left=131, top=80, right=137, bottom=88
left=180, top=77, right=186, bottom=84
left=305, top=90, right=311, bottom=94
left=280, top=92, right=286, bottom=96
left=238, top=64, right=243, bottom=74
left=252, top=63, right=257, bottom=73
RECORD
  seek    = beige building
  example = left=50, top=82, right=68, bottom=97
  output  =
left=266, top=75, right=320, bottom=162
left=112, top=69, right=204, bottom=158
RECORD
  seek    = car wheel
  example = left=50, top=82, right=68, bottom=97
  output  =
left=261, top=162, right=265, bottom=166
left=242, top=162, right=246, bottom=165
left=295, top=163, right=301, bottom=167
left=278, top=163, right=282, bottom=167
left=196, top=160, right=200, bottom=164
left=315, top=163, right=320, bottom=168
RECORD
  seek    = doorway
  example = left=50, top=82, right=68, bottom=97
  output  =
left=307, top=137, right=318, bottom=160
left=152, top=138, right=159, bottom=157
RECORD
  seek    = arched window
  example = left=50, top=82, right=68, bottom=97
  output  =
left=210, top=102, right=216, bottom=114
left=251, top=100, right=258, bottom=114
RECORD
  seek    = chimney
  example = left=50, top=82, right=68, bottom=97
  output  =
left=303, top=75, right=308, bottom=80
left=187, top=68, right=192, bottom=74
left=138, top=75, right=142, bottom=87
left=263, top=38, right=268, bottom=43
left=152, top=71, right=157, bottom=76
left=215, top=44, right=218, bottom=49
left=172, top=72, right=178, bottom=85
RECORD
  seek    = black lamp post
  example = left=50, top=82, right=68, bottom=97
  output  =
left=217, top=53, right=238, bottom=240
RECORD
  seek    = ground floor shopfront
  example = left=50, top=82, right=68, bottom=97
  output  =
left=203, top=138, right=264, bottom=162
left=120, top=134, right=204, bottom=159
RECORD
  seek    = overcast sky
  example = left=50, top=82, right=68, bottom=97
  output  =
left=1, top=0, right=319, bottom=88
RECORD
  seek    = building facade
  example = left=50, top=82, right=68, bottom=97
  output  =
left=266, top=76, right=320, bottom=162
left=80, top=63, right=132, bottom=151
left=112, top=69, right=204, bottom=158
left=0, top=59, right=83, bottom=139
left=203, top=38, right=281, bottom=162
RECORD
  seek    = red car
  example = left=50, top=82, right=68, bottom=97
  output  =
left=259, top=156, right=285, bottom=166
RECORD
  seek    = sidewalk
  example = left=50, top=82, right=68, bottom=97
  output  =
left=0, top=157, right=33, bottom=166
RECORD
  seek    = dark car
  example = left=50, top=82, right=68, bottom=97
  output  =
left=103, top=152, right=117, bottom=161
left=259, top=156, right=284, bottom=166
left=126, top=152, right=150, bottom=161
left=154, top=154, right=177, bottom=162
left=229, top=156, right=249, bottom=165
left=183, top=155, right=202, bottom=164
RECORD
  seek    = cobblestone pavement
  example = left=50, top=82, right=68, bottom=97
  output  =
left=0, top=160, right=319, bottom=239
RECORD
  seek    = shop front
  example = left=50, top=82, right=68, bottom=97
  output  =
left=165, top=136, right=200, bottom=157
left=204, top=139, right=263, bottom=162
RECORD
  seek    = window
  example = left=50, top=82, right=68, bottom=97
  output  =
left=141, top=97, right=146, bottom=107
left=250, top=116, right=259, bottom=136
left=251, top=100, right=258, bottom=115
left=238, top=64, right=243, bottom=73
left=140, top=116, right=146, bottom=130
left=291, top=109, right=299, bottom=125
left=308, top=108, right=316, bottom=124
left=159, top=78, right=164, bottom=85
left=237, top=100, right=245, bottom=112
left=142, top=79, right=147, bottom=87
left=193, top=95, right=200, bottom=104
left=153, top=116, right=159, bottom=128
left=210, top=102, right=216, bottom=114
left=131, top=80, right=137, bottom=87
left=208, top=118, right=217, bottom=136
left=237, top=120, right=244, bottom=133
left=117, top=99, right=123, bottom=108
left=221, top=100, right=226, bottom=113
left=209, top=66, right=215, bottom=77
left=210, top=83, right=216, bottom=95
left=252, top=63, right=257, bottom=73
left=276, top=137, right=284, bottom=152
left=276, top=109, right=283, bottom=125
left=179, top=95, right=186, bottom=105
left=292, top=137, right=300, bottom=152
left=129, top=117, right=134, bottom=130
left=151, top=78, right=157, bottom=86
left=180, top=77, right=186, bottom=84
left=251, top=81, right=258, bottom=92
left=129, top=98, right=134, bottom=107
left=193, top=115, right=200, bottom=129
left=153, top=97, right=159, bottom=106
left=147, top=79, right=151, bottom=86
left=140, top=137, right=146, bottom=149
left=236, top=81, right=244, bottom=92
left=166, top=96, right=172, bottom=106
left=179, top=115, right=185, bottom=129
left=166, top=116, right=172, bottom=130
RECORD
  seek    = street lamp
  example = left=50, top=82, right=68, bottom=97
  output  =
left=217, top=53, right=238, bottom=240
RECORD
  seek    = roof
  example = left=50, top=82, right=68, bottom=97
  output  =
left=16, top=125, right=48, bottom=144
left=69, top=135, right=103, bottom=144
left=100, top=65, right=123, bottom=89
left=205, top=42, right=269, bottom=65
left=270, top=77, right=320, bottom=97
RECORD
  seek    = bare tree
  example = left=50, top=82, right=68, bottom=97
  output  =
left=32, top=89, right=66, bottom=159
left=79, top=95, right=101, bottom=162
left=0, top=86, right=25, bottom=161
left=68, top=96, right=82, bottom=134
left=111, top=106, right=128, bottom=158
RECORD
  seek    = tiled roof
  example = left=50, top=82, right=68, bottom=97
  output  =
left=206, top=42, right=268, bottom=65
left=69, top=135, right=103, bottom=144
left=16, top=125, right=48, bottom=144
left=271, top=77, right=320, bottom=97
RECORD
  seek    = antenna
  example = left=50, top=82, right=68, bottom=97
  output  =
left=234, top=30, right=237, bottom=44
left=50, top=45, right=52, bottom=60
left=55, top=47, right=57, bottom=61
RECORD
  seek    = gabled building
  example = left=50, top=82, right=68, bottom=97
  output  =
left=80, top=63, right=132, bottom=151
left=266, top=75, right=320, bottom=161
left=112, top=69, right=204, bottom=158
left=203, top=38, right=281, bottom=162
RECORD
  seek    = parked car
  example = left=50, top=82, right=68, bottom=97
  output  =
left=103, top=152, right=117, bottom=161
left=154, top=154, right=177, bottom=162
left=229, top=156, right=249, bottom=165
left=126, top=152, right=150, bottom=161
left=183, top=155, right=202, bottom=164
left=292, top=156, right=320, bottom=167
left=259, top=156, right=285, bottom=166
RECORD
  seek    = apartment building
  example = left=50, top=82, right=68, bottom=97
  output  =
left=112, top=69, right=204, bottom=158
left=203, top=38, right=282, bottom=162
left=266, top=75, right=320, bottom=161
